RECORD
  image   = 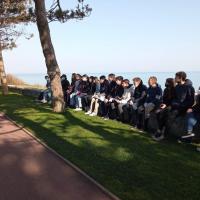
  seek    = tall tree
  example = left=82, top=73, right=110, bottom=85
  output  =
left=0, top=0, right=33, bottom=95
left=33, top=0, right=91, bottom=112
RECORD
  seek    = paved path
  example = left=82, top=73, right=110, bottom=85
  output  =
left=0, top=114, right=117, bottom=200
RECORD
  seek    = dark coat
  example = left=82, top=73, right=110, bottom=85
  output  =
left=171, top=83, right=195, bottom=112
left=108, top=81, right=117, bottom=97
left=162, top=87, right=175, bottom=106
left=61, top=79, right=70, bottom=91
left=88, top=82, right=97, bottom=95
left=145, top=84, right=162, bottom=106
left=111, top=84, right=124, bottom=98
left=100, top=80, right=109, bottom=94
left=78, top=80, right=90, bottom=94
left=132, top=81, right=147, bottom=106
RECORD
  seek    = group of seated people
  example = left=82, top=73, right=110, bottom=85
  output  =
left=41, top=71, right=200, bottom=151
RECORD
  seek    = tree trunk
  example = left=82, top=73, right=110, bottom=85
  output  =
left=0, top=44, right=8, bottom=95
left=34, top=0, right=65, bottom=112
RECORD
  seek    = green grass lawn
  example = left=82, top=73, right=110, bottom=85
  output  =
left=0, top=92, right=200, bottom=200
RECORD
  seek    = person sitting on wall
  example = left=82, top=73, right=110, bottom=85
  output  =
left=129, top=77, right=147, bottom=129
left=37, top=75, right=52, bottom=103
left=69, top=74, right=81, bottom=108
left=152, top=78, right=175, bottom=141
left=144, top=76, right=163, bottom=131
left=60, top=74, right=70, bottom=106
left=179, top=93, right=200, bottom=143
left=171, top=71, right=195, bottom=138
left=85, top=75, right=109, bottom=117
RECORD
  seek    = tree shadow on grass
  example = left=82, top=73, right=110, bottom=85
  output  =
left=1, top=93, right=200, bottom=200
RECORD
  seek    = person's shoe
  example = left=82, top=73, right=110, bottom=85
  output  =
left=75, top=108, right=82, bottom=111
left=178, top=137, right=193, bottom=144
left=104, top=116, right=109, bottom=120
left=197, top=147, right=200, bottom=152
left=89, top=112, right=97, bottom=117
left=152, top=133, right=165, bottom=141
left=130, top=125, right=137, bottom=130
left=181, top=132, right=195, bottom=139
left=85, top=111, right=92, bottom=115
left=41, top=99, right=47, bottom=103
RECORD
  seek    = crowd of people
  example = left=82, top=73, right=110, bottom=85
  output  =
left=39, top=71, right=200, bottom=151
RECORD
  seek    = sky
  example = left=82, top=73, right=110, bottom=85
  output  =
left=3, top=0, right=200, bottom=74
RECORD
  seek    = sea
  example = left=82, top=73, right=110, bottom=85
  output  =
left=14, top=71, right=200, bottom=91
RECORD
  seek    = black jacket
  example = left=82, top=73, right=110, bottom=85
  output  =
left=171, top=82, right=195, bottom=112
left=61, top=79, right=70, bottom=91
left=78, top=80, right=90, bottom=94
left=100, top=80, right=109, bottom=94
left=162, top=87, right=175, bottom=106
left=132, top=81, right=147, bottom=106
left=112, top=84, right=124, bottom=98
left=88, top=82, right=97, bottom=95
left=108, top=81, right=117, bottom=97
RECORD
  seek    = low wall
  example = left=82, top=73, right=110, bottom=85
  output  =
left=7, top=85, right=42, bottom=97
left=148, top=112, right=200, bottom=138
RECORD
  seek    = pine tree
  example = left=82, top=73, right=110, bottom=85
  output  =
left=33, top=0, right=92, bottom=112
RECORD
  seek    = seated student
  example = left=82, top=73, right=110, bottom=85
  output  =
left=179, top=93, right=200, bottom=142
left=107, top=73, right=116, bottom=96
left=129, top=77, right=147, bottom=129
left=99, top=74, right=116, bottom=118
left=144, top=76, right=162, bottom=130
left=85, top=75, right=109, bottom=116
left=152, top=78, right=175, bottom=141
left=74, top=75, right=90, bottom=111
left=171, top=71, right=195, bottom=118
left=117, top=79, right=133, bottom=122
left=102, top=76, right=124, bottom=119
left=69, top=74, right=81, bottom=108
left=81, top=76, right=96, bottom=111
left=38, top=75, right=52, bottom=103
left=60, top=74, right=70, bottom=105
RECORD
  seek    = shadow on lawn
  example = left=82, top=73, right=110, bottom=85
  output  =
left=1, top=93, right=200, bottom=200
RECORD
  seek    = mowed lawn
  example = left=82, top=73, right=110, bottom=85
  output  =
left=0, top=92, right=200, bottom=200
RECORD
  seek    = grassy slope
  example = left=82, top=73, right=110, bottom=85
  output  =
left=0, top=93, right=200, bottom=200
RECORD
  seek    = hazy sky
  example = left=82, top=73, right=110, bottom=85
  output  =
left=3, top=0, right=200, bottom=74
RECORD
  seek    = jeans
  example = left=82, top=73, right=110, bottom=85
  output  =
left=70, top=92, right=77, bottom=107
left=43, top=88, right=52, bottom=102
left=187, top=112, right=198, bottom=132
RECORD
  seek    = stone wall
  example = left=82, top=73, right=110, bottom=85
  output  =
left=148, top=112, right=200, bottom=137
left=7, top=85, right=42, bottom=97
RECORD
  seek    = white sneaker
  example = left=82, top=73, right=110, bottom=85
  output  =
left=181, top=133, right=195, bottom=139
left=104, top=117, right=109, bottom=121
left=197, top=147, right=200, bottom=152
left=89, top=112, right=97, bottom=117
left=152, top=134, right=165, bottom=141
left=85, top=111, right=92, bottom=115
left=75, top=108, right=82, bottom=111
left=41, top=99, right=47, bottom=103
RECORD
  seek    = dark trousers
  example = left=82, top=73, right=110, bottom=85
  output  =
left=81, top=95, right=93, bottom=111
left=156, top=107, right=171, bottom=132
left=130, top=105, right=144, bottom=129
